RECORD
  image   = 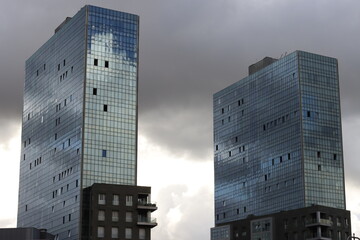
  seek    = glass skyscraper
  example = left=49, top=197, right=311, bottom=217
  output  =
left=18, top=5, right=141, bottom=239
left=213, top=51, right=346, bottom=226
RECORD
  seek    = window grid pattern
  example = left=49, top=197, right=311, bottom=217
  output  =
left=83, top=6, right=139, bottom=188
left=213, top=51, right=345, bottom=225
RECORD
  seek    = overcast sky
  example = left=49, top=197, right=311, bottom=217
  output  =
left=1, top=0, right=360, bottom=239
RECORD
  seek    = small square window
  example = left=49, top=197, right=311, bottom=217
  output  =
left=98, top=194, right=106, bottom=205
left=125, top=228, right=132, bottom=239
left=126, top=195, right=133, bottom=206
left=102, top=150, right=107, bottom=157
left=113, top=194, right=119, bottom=205
left=112, top=211, right=119, bottom=222
left=126, top=212, right=132, bottom=222
left=139, top=229, right=146, bottom=240
left=105, top=61, right=109, bottom=68
left=98, top=210, right=105, bottom=221
left=111, top=227, right=118, bottom=238
left=97, top=227, right=104, bottom=238
left=93, top=88, right=97, bottom=95
left=94, top=59, right=98, bottom=66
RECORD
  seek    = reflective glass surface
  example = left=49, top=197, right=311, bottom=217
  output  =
left=17, top=6, right=139, bottom=240
left=213, top=51, right=345, bottom=225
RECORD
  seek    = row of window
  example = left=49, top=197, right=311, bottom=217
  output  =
left=53, top=167, right=73, bottom=183
left=216, top=207, right=247, bottom=220
left=52, top=180, right=78, bottom=198
left=263, top=111, right=298, bottom=131
left=94, top=58, right=109, bottom=68
left=97, top=226, right=145, bottom=239
left=221, top=98, right=245, bottom=114
left=98, top=194, right=132, bottom=206
left=29, top=157, right=42, bottom=169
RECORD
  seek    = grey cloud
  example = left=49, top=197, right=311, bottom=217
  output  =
left=0, top=218, right=16, bottom=228
left=2, top=0, right=360, bottom=160
left=152, top=185, right=213, bottom=240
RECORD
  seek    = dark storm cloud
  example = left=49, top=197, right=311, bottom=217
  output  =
left=1, top=0, right=360, bottom=161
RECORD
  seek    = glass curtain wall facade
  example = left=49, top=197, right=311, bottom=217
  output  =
left=17, top=6, right=139, bottom=240
left=213, top=51, right=345, bottom=225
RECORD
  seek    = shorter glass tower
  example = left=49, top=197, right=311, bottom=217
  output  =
left=213, top=51, right=346, bottom=225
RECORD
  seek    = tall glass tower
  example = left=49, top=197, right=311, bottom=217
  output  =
left=213, top=51, right=346, bottom=226
left=18, top=5, right=140, bottom=239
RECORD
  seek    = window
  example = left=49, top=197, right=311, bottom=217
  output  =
left=97, top=227, right=104, bottom=238
left=288, top=153, right=291, bottom=160
left=215, top=145, right=218, bottom=151
left=36, top=70, right=39, bottom=76
left=126, top=212, right=132, bottom=222
left=68, top=214, right=71, bottom=221
left=105, top=61, right=109, bottom=68
left=307, top=111, right=311, bottom=117
left=112, top=211, right=119, bottom=222
left=334, top=154, right=337, bottom=160
left=113, top=194, right=119, bottom=205
left=103, top=104, right=108, bottom=112
left=63, top=216, right=65, bottom=224
left=228, top=151, right=231, bottom=157
left=25, top=205, right=28, bottom=211
left=244, top=207, right=246, bottom=213
left=98, top=210, right=105, bottom=221
left=68, top=230, right=71, bottom=238
left=63, top=59, right=66, bottom=66
left=236, top=209, right=240, bottom=214
left=98, top=194, right=106, bottom=205
left=94, top=59, right=98, bottom=66
left=111, top=227, right=118, bottom=238
left=318, top=165, right=321, bottom=171
left=317, top=151, right=321, bottom=158
left=139, top=229, right=146, bottom=240
left=102, top=150, right=107, bottom=157
left=58, top=64, right=60, bottom=71
left=125, top=228, right=132, bottom=239
left=93, top=88, right=97, bottom=95
left=126, top=195, right=133, bottom=206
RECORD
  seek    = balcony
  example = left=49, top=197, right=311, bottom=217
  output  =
left=137, top=217, right=157, bottom=228
left=305, top=218, right=333, bottom=227
left=137, top=200, right=158, bottom=211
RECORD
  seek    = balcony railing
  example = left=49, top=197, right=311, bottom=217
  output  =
left=137, top=200, right=157, bottom=211
left=305, top=218, right=333, bottom=227
left=137, top=217, right=157, bottom=227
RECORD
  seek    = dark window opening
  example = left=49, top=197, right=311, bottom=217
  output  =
left=215, top=145, right=218, bottom=151
left=102, top=150, right=107, bottom=157
left=307, top=111, right=311, bottom=117
left=216, top=214, right=219, bottom=220
left=23, top=154, right=26, bottom=161
left=76, top=180, right=79, bottom=187
left=77, top=148, right=80, bottom=155
left=221, top=108, right=224, bottom=114
left=272, top=159, right=274, bottom=166
left=58, top=64, right=60, bottom=71
left=263, top=125, right=266, bottom=131
left=317, top=151, right=321, bottom=158
left=228, top=151, right=231, bottom=157
left=105, top=61, right=109, bottom=68
left=244, top=207, right=246, bottom=212
left=63, top=216, right=65, bottom=224
left=63, top=59, right=66, bottom=66
left=71, top=66, right=73, bottom=73
left=93, top=88, right=97, bottom=95
left=223, top=213, right=226, bottom=218
left=318, top=165, right=321, bottom=171
left=238, top=100, right=241, bottom=106
left=25, top=205, right=28, bottom=211
left=237, top=209, right=240, bottom=214
left=280, top=156, right=283, bottom=163
left=103, top=104, right=108, bottom=112
left=288, top=153, right=291, bottom=160
left=235, top=137, right=238, bottom=142
left=36, top=70, right=39, bottom=76
left=334, top=154, right=337, bottom=160
left=44, top=64, right=46, bottom=70
left=94, top=59, right=98, bottom=66
left=265, top=175, right=267, bottom=181
left=64, top=99, right=67, bottom=106
left=68, top=214, right=71, bottom=221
